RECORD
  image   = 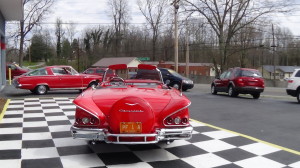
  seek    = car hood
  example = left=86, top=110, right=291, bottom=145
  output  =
left=91, top=87, right=172, bottom=115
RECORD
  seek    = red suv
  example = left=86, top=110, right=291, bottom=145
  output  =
left=211, top=67, right=264, bottom=99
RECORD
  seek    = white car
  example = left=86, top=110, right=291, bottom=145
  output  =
left=286, top=69, right=300, bottom=103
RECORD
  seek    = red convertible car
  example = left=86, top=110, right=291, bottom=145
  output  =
left=12, top=65, right=101, bottom=95
left=71, top=64, right=193, bottom=144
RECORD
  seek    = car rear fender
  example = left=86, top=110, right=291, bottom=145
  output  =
left=35, top=83, right=49, bottom=89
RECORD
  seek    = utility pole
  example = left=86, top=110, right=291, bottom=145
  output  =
left=29, top=40, right=31, bottom=63
left=77, top=38, right=80, bottom=71
left=185, top=19, right=189, bottom=78
left=172, top=0, right=179, bottom=72
left=271, top=24, right=276, bottom=80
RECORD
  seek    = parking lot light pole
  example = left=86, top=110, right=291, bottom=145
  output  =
left=172, top=0, right=179, bottom=72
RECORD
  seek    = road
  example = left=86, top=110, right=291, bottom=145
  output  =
left=185, top=86, right=300, bottom=152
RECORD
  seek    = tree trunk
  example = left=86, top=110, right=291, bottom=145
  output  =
left=18, top=21, right=25, bottom=66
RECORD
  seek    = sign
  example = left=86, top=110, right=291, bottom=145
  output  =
left=138, top=57, right=150, bottom=61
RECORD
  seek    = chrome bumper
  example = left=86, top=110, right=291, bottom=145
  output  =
left=70, top=126, right=193, bottom=144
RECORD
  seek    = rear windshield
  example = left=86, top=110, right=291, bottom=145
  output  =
left=238, top=70, right=262, bottom=78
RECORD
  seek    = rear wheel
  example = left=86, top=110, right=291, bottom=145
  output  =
left=228, top=86, right=238, bottom=97
left=252, top=93, right=261, bottom=99
left=35, top=85, right=48, bottom=95
left=297, top=90, right=300, bottom=103
left=211, top=85, right=217, bottom=95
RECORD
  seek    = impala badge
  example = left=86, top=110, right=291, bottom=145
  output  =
left=119, top=109, right=144, bottom=112
left=125, top=103, right=139, bottom=106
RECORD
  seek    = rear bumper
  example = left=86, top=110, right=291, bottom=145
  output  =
left=286, top=89, right=297, bottom=97
left=235, top=86, right=264, bottom=93
left=12, top=79, right=22, bottom=88
left=70, top=126, right=193, bottom=144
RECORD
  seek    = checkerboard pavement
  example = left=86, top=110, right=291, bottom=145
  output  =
left=0, top=98, right=300, bottom=168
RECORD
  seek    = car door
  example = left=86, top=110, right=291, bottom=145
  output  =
left=57, top=67, right=82, bottom=88
left=222, top=70, right=232, bottom=91
left=214, top=71, right=228, bottom=91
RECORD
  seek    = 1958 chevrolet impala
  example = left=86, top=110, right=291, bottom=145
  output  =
left=71, top=64, right=193, bottom=144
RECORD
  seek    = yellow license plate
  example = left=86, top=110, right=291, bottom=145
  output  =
left=120, top=122, right=142, bottom=134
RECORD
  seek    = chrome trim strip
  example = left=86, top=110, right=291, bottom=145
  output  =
left=163, top=102, right=191, bottom=127
left=50, top=87, right=86, bottom=90
left=70, top=126, right=193, bottom=144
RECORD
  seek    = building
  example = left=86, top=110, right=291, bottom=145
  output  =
left=92, top=57, right=142, bottom=68
left=259, top=65, right=300, bottom=79
left=143, top=61, right=216, bottom=76
left=0, top=0, right=23, bottom=89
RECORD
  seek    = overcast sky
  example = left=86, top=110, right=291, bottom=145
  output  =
left=45, top=0, right=300, bottom=37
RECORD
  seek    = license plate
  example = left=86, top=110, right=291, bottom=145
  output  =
left=120, top=122, right=142, bottom=134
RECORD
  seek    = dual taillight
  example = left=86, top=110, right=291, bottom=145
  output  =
left=164, top=108, right=189, bottom=126
left=75, top=107, right=100, bottom=127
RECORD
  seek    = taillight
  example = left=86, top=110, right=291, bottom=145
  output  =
left=288, top=80, right=293, bottom=83
left=164, top=108, right=190, bottom=126
left=236, top=78, right=245, bottom=86
left=74, top=107, right=100, bottom=127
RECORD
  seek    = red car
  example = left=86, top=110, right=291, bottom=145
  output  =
left=71, top=64, right=193, bottom=144
left=82, top=67, right=117, bottom=78
left=6, top=62, right=30, bottom=79
left=211, top=67, right=264, bottom=99
left=12, top=65, right=101, bottom=95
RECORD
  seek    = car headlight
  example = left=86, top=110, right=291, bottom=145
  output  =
left=183, top=80, right=193, bottom=84
left=183, top=80, right=189, bottom=83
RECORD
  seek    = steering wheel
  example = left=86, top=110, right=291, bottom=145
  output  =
left=109, top=77, right=125, bottom=86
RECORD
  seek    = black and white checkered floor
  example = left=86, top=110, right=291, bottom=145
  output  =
left=0, top=98, right=300, bottom=168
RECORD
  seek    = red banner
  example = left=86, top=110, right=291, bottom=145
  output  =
left=0, top=42, right=5, bottom=50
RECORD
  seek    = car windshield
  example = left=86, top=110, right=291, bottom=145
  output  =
left=241, top=70, right=262, bottom=78
left=27, top=68, right=47, bottom=76
left=102, top=64, right=163, bottom=88
left=168, top=69, right=184, bottom=78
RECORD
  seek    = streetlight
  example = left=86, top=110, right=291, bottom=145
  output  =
left=172, top=0, right=179, bottom=72
left=271, top=24, right=276, bottom=80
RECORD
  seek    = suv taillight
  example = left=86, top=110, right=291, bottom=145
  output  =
left=236, top=78, right=245, bottom=86
left=288, top=80, right=293, bottom=83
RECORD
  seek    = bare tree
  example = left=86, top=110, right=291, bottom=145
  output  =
left=55, top=18, right=65, bottom=59
left=183, top=0, right=293, bottom=75
left=18, top=0, right=54, bottom=66
left=107, top=0, right=131, bottom=57
left=66, top=21, right=77, bottom=43
left=137, top=0, right=168, bottom=61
